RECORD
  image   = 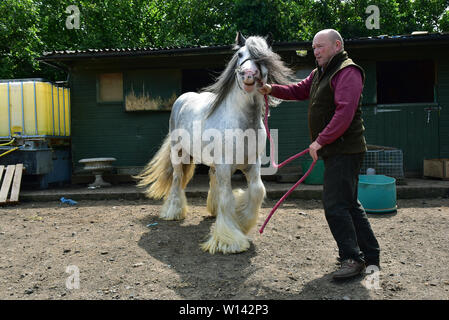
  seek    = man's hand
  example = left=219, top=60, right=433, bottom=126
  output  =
left=309, top=140, right=322, bottom=162
left=258, top=84, right=272, bottom=95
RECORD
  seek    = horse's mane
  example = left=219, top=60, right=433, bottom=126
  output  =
left=201, top=53, right=239, bottom=118
left=202, top=36, right=297, bottom=118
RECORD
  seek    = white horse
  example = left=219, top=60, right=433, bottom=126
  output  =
left=137, top=32, right=295, bottom=254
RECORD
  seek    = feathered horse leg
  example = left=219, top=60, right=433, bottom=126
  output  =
left=201, top=164, right=250, bottom=254
left=136, top=134, right=195, bottom=221
left=160, top=149, right=196, bottom=220
left=206, top=167, right=219, bottom=217
left=159, top=162, right=187, bottom=220
left=234, top=160, right=266, bottom=234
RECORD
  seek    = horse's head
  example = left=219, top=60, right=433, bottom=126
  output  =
left=203, top=32, right=295, bottom=117
left=234, top=32, right=273, bottom=94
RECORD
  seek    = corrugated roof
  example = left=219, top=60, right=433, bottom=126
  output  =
left=39, top=44, right=232, bottom=60
left=39, top=32, right=449, bottom=60
left=345, top=31, right=449, bottom=44
left=276, top=32, right=449, bottom=49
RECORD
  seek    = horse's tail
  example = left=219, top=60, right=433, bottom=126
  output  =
left=135, top=134, right=173, bottom=199
left=135, top=134, right=195, bottom=199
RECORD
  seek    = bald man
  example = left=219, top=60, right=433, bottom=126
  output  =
left=259, top=29, right=380, bottom=280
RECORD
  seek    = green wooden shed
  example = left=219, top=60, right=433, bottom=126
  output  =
left=38, top=32, right=449, bottom=178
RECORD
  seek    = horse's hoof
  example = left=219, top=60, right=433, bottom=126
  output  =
left=200, top=237, right=250, bottom=254
left=159, top=214, right=184, bottom=221
left=159, top=205, right=187, bottom=221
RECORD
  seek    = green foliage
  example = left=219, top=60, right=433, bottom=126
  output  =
left=1, top=0, right=448, bottom=80
left=0, top=0, right=43, bottom=78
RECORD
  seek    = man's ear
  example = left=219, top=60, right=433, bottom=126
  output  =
left=236, top=31, right=246, bottom=47
left=336, top=40, right=343, bottom=50
left=265, top=32, right=274, bottom=47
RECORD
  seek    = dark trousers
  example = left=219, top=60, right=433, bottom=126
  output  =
left=322, top=152, right=380, bottom=265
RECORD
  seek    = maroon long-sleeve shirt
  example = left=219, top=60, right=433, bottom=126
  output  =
left=270, top=66, right=363, bottom=147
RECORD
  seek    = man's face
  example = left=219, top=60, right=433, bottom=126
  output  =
left=312, top=33, right=340, bottom=67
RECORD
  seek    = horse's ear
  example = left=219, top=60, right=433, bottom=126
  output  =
left=265, top=32, right=274, bottom=47
left=235, top=31, right=246, bottom=47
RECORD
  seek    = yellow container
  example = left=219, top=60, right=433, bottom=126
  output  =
left=0, top=84, right=8, bottom=137
left=0, top=79, right=70, bottom=138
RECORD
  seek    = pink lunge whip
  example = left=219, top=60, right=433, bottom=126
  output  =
left=259, top=95, right=317, bottom=234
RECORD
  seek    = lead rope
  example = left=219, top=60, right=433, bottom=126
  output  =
left=259, top=95, right=317, bottom=234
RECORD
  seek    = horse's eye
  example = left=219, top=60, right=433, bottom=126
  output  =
left=238, top=52, right=243, bottom=58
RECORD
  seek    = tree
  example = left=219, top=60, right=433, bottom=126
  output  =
left=1, top=0, right=448, bottom=80
left=0, top=0, right=42, bottom=78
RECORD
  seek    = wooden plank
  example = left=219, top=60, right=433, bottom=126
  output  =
left=0, top=165, right=4, bottom=182
left=0, top=165, right=15, bottom=203
left=9, top=164, right=23, bottom=203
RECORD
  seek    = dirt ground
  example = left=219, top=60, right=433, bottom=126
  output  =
left=0, top=196, right=448, bottom=300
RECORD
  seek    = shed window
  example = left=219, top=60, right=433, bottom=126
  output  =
left=98, top=73, right=123, bottom=102
left=376, top=60, right=435, bottom=104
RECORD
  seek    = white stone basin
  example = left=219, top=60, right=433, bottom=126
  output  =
left=79, top=157, right=116, bottom=188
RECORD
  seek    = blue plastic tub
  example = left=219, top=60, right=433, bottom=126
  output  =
left=358, top=175, right=397, bottom=213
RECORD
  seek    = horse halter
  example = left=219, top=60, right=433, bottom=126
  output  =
left=236, top=57, right=261, bottom=74
left=235, top=56, right=266, bottom=92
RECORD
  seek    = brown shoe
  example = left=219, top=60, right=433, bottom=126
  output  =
left=332, top=259, right=365, bottom=280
